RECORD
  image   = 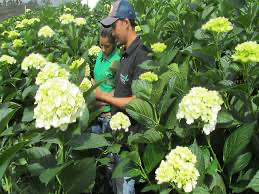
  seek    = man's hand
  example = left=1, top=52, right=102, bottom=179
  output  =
left=94, top=87, right=112, bottom=100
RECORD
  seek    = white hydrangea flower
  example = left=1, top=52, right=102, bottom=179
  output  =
left=21, top=53, right=47, bottom=71
left=79, top=77, right=92, bottom=92
left=36, top=62, right=70, bottom=85
left=38, top=25, right=55, bottom=38
left=88, top=45, right=101, bottom=56
left=59, top=14, right=75, bottom=24
left=176, top=87, right=224, bottom=135
left=110, top=112, right=131, bottom=132
left=74, top=18, right=86, bottom=26
left=155, top=146, right=199, bottom=193
left=0, top=55, right=16, bottom=64
left=34, top=78, right=86, bottom=131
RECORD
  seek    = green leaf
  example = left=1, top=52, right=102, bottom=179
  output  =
left=22, top=107, right=34, bottom=122
left=139, top=60, right=158, bottom=70
left=207, top=160, right=218, bottom=176
left=39, top=163, right=70, bottom=185
left=190, top=140, right=205, bottom=185
left=143, top=143, right=165, bottom=174
left=231, top=152, right=252, bottom=175
left=79, top=108, right=89, bottom=128
left=132, top=80, right=152, bottom=100
left=247, top=170, right=259, bottom=192
left=0, top=107, right=18, bottom=133
left=193, top=186, right=210, bottom=194
left=69, top=133, right=109, bottom=150
left=141, top=184, right=160, bottom=192
left=209, top=173, right=226, bottom=194
left=217, top=111, right=234, bottom=124
left=126, top=99, right=158, bottom=128
left=0, top=141, right=27, bottom=180
left=223, top=123, right=255, bottom=164
left=143, top=129, right=163, bottom=143
left=112, top=158, right=141, bottom=178
left=61, top=158, right=96, bottom=194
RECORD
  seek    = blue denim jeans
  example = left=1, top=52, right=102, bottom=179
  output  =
left=91, top=115, right=135, bottom=194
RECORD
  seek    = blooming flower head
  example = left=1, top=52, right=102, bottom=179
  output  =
left=64, top=7, right=72, bottom=12
left=79, top=77, right=92, bottom=92
left=16, top=18, right=40, bottom=28
left=139, top=71, right=158, bottom=82
left=232, top=41, right=259, bottom=63
left=34, top=78, right=86, bottom=131
left=176, top=87, right=224, bottom=135
left=88, top=45, right=101, bottom=56
left=151, top=42, right=167, bottom=53
left=38, top=25, right=55, bottom=38
left=36, top=62, right=70, bottom=85
left=12, top=39, right=24, bottom=48
left=8, top=31, right=20, bottom=39
left=135, top=25, right=141, bottom=32
left=59, top=14, right=75, bottom=24
left=74, top=18, right=86, bottom=26
left=21, top=53, right=47, bottom=71
left=0, top=55, right=16, bottom=64
left=202, top=17, right=233, bottom=33
left=70, top=58, right=85, bottom=69
left=1, top=43, right=8, bottom=49
left=85, top=62, right=91, bottom=77
left=155, top=146, right=199, bottom=193
left=110, top=112, right=131, bottom=132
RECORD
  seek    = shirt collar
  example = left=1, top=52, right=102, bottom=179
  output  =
left=125, top=36, right=141, bottom=56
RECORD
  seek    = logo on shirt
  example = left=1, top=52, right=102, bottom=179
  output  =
left=120, top=73, right=129, bottom=84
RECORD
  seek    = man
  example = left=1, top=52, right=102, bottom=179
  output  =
left=94, top=0, right=150, bottom=193
left=95, top=0, right=150, bottom=114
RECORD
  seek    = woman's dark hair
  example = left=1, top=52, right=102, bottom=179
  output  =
left=100, top=27, right=115, bottom=44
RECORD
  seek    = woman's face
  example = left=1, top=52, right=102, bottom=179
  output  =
left=100, top=36, right=114, bottom=57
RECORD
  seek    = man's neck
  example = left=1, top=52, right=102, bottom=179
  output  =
left=126, top=31, right=137, bottom=48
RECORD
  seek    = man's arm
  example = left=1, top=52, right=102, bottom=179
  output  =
left=95, top=88, right=135, bottom=108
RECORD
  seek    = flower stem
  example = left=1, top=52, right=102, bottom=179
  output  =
left=206, top=135, right=223, bottom=173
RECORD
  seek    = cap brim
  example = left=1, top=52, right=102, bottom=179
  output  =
left=100, top=16, right=119, bottom=27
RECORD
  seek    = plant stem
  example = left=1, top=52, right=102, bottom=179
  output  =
left=206, top=135, right=223, bottom=173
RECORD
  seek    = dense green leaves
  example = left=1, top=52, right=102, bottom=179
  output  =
left=223, top=123, right=255, bottom=164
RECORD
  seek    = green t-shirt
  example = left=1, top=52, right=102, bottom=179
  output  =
left=94, top=48, right=120, bottom=112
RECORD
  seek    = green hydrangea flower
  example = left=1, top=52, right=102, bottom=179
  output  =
left=21, top=53, right=47, bottom=71
left=38, top=26, right=55, bottom=38
left=151, top=42, right=167, bottom=53
left=110, top=112, right=131, bottom=132
left=139, top=71, right=158, bottom=82
left=232, top=41, right=259, bottom=63
left=202, top=17, right=233, bottom=33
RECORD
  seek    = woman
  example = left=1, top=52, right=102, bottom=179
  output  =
left=91, top=27, right=120, bottom=133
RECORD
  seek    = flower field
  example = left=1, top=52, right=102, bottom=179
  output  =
left=0, top=0, right=258, bottom=193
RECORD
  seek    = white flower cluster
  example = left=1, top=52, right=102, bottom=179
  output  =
left=38, top=25, right=55, bottom=38
left=36, top=62, right=70, bottom=85
left=88, top=45, right=101, bottom=56
left=155, top=146, right=199, bottom=193
left=110, top=112, right=131, bottom=132
left=0, top=55, right=16, bottom=64
left=177, top=87, right=224, bottom=135
left=21, top=53, right=47, bottom=71
left=59, top=14, right=75, bottom=24
left=74, top=18, right=86, bottom=26
left=34, top=78, right=86, bottom=131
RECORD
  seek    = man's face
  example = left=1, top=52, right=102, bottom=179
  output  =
left=100, top=36, right=113, bottom=57
left=111, top=19, right=128, bottom=45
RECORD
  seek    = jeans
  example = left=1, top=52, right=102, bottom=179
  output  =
left=91, top=115, right=135, bottom=194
